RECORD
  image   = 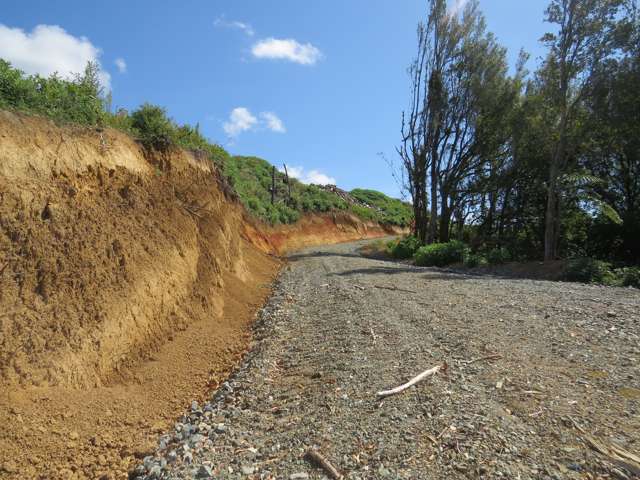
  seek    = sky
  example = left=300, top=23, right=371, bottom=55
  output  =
left=0, top=1, right=551, bottom=198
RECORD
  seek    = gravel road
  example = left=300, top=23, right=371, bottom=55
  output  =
left=133, top=240, right=640, bottom=479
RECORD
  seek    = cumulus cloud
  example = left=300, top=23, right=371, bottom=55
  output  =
left=114, top=57, right=127, bottom=73
left=251, top=38, right=322, bottom=65
left=0, top=23, right=111, bottom=89
left=214, top=16, right=254, bottom=37
left=223, top=107, right=258, bottom=137
left=260, top=112, right=286, bottom=133
left=279, top=166, right=336, bottom=185
left=223, top=108, right=287, bottom=138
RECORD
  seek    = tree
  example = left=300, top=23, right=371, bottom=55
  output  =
left=540, top=0, right=622, bottom=260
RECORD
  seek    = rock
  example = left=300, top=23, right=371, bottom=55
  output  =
left=241, top=464, right=255, bottom=475
left=68, top=431, right=80, bottom=441
left=196, top=465, right=213, bottom=478
left=290, top=474, right=309, bottom=479
left=167, top=450, right=177, bottom=463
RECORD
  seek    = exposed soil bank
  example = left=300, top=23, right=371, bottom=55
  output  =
left=0, top=111, right=396, bottom=479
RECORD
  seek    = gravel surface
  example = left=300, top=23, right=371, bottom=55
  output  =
left=132, top=240, right=640, bottom=479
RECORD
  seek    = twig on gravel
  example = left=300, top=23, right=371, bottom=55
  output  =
left=462, top=354, right=502, bottom=365
left=569, top=417, right=640, bottom=475
left=354, top=284, right=366, bottom=290
left=304, top=449, right=342, bottom=479
left=374, top=284, right=417, bottom=294
left=376, top=363, right=447, bottom=398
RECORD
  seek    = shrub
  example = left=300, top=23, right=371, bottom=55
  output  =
left=414, top=240, right=468, bottom=267
left=130, top=103, right=176, bottom=150
left=618, top=267, right=640, bottom=288
left=486, top=246, right=512, bottom=265
left=563, top=257, right=617, bottom=285
left=464, top=252, right=488, bottom=268
left=390, top=235, right=421, bottom=259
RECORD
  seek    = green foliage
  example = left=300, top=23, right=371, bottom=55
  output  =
left=464, top=252, right=488, bottom=268
left=130, top=103, right=176, bottom=150
left=0, top=59, right=106, bottom=125
left=618, top=267, right=640, bottom=288
left=414, top=240, right=469, bottom=267
left=350, top=189, right=413, bottom=227
left=223, top=156, right=407, bottom=225
left=486, top=247, right=512, bottom=265
left=389, top=236, right=421, bottom=259
left=563, top=258, right=617, bottom=285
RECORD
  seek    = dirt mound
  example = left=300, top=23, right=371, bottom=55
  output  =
left=0, top=111, right=397, bottom=479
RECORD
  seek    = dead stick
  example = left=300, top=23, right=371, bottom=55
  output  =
left=377, top=363, right=447, bottom=398
left=304, top=449, right=342, bottom=479
left=463, top=354, right=502, bottom=365
left=374, top=285, right=417, bottom=294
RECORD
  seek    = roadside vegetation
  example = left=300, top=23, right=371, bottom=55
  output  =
left=393, top=0, right=639, bottom=287
left=0, top=59, right=411, bottom=227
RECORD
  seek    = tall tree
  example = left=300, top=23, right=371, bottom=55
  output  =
left=540, top=0, right=622, bottom=260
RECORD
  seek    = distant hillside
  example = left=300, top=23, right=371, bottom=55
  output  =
left=224, top=155, right=412, bottom=227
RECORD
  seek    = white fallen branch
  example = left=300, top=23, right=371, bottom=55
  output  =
left=377, top=362, right=447, bottom=398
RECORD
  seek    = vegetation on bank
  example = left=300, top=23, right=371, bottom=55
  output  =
left=385, top=235, right=640, bottom=288
left=0, top=59, right=411, bottom=227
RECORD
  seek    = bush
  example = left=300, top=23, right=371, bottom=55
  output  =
left=486, top=246, right=512, bottom=265
left=0, top=59, right=106, bottom=126
left=563, top=257, right=617, bottom=285
left=390, top=235, right=421, bottom=259
left=464, top=252, right=488, bottom=268
left=130, top=103, right=176, bottom=150
left=414, top=240, right=468, bottom=267
left=618, top=267, right=640, bottom=288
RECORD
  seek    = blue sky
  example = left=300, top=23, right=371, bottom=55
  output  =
left=1, top=1, right=550, bottom=197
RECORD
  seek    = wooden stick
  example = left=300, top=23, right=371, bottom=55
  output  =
left=304, top=449, right=342, bottom=479
left=462, top=354, right=502, bottom=365
left=374, top=285, right=417, bottom=294
left=377, top=363, right=446, bottom=398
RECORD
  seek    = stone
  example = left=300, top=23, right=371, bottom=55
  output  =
left=196, top=465, right=213, bottom=478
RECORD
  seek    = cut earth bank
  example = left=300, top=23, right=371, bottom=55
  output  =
left=0, top=111, right=403, bottom=479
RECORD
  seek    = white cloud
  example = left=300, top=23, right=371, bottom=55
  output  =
left=223, top=108, right=287, bottom=138
left=223, top=107, right=258, bottom=137
left=251, top=38, right=322, bottom=65
left=214, top=16, right=254, bottom=37
left=114, top=57, right=127, bottom=73
left=0, top=24, right=111, bottom=90
left=260, top=112, right=286, bottom=133
left=279, top=166, right=336, bottom=185
left=448, top=0, right=470, bottom=17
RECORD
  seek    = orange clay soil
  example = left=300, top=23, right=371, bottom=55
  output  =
left=0, top=111, right=396, bottom=479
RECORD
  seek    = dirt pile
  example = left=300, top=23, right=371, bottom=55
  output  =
left=0, top=111, right=396, bottom=479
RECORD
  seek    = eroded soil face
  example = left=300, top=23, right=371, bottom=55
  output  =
left=135, top=240, right=639, bottom=479
left=0, top=112, right=281, bottom=478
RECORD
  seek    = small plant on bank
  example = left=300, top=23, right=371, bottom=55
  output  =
left=486, top=246, right=512, bottom=265
left=464, top=252, right=488, bottom=268
left=414, top=240, right=468, bottom=267
left=389, top=235, right=421, bottom=259
left=563, top=257, right=618, bottom=285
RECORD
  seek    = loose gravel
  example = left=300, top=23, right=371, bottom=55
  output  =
left=132, top=240, right=640, bottom=479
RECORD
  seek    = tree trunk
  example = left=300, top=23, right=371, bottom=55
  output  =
left=427, top=150, right=438, bottom=243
